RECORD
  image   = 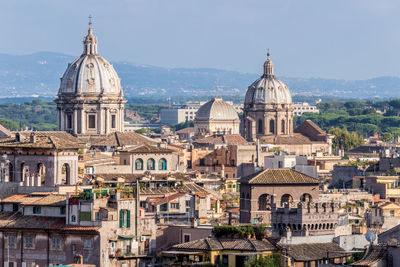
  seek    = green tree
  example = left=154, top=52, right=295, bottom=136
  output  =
left=244, top=254, right=282, bottom=267
left=329, top=127, right=364, bottom=153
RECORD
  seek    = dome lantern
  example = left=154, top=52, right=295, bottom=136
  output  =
left=263, top=53, right=274, bottom=78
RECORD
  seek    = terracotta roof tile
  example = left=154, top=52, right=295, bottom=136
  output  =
left=287, top=242, right=346, bottom=261
left=176, top=127, right=194, bottom=134
left=151, top=193, right=186, bottom=206
left=0, top=131, right=81, bottom=150
left=119, top=144, right=174, bottom=153
left=241, top=168, right=319, bottom=185
left=352, top=245, right=387, bottom=266
left=172, top=238, right=275, bottom=251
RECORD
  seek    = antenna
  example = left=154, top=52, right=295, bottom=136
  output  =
left=365, top=231, right=376, bottom=245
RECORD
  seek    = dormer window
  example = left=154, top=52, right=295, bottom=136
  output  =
left=33, top=206, right=41, bottom=214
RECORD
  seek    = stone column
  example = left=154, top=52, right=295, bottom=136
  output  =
left=105, top=108, right=109, bottom=135
left=81, top=109, right=86, bottom=134
left=60, top=110, right=65, bottom=131
left=119, top=108, right=124, bottom=132
left=97, top=107, right=102, bottom=135
left=35, top=174, right=41, bottom=187
left=73, top=109, right=78, bottom=135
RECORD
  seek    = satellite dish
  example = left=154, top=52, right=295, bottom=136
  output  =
left=365, top=231, right=376, bottom=243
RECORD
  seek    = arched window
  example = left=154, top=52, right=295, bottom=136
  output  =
left=269, top=119, right=275, bottom=134
left=37, top=163, right=46, bottom=185
left=281, top=194, right=293, bottom=204
left=61, top=163, right=70, bottom=185
left=300, top=193, right=312, bottom=203
left=158, top=158, right=167, bottom=170
left=258, top=194, right=272, bottom=211
left=135, top=159, right=143, bottom=170
left=281, top=119, right=285, bottom=133
left=257, top=119, right=263, bottom=134
left=8, top=163, right=14, bottom=182
left=147, top=158, right=155, bottom=170
left=21, top=163, right=28, bottom=182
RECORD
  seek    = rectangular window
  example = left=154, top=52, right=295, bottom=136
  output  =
left=183, top=234, right=191, bottom=243
left=170, top=203, right=180, bottom=209
left=67, top=114, right=72, bottom=129
left=119, top=209, right=131, bottom=228
left=95, top=212, right=100, bottom=221
left=222, top=255, right=229, bottom=265
left=60, top=207, right=66, bottom=215
left=186, top=200, right=190, bottom=207
left=33, top=206, right=41, bottom=214
left=160, top=203, right=168, bottom=212
left=24, top=235, right=34, bottom=249
left=84, top=238, right=93, bottom=249
left=51, top=236, right=61, bottom=250
left=88, top=115, right=96, bottom=129
left=7, top=235, right=15, bottom=248
left=111, top=114, right=116, bottom=128
left=13, top=204, right=18, bottom=212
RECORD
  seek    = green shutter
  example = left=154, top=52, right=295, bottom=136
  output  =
left=127, top=210, right=131, bottom=228
left=119, top=210, right=124, bottom=228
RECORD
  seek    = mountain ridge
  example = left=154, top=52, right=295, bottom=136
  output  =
left=0, top=51, right=399, bottom=99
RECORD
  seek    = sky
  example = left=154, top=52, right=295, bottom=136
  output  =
left=1, top=0, right=400, bottom=80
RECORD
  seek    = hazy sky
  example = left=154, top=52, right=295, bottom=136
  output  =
left=2, top=0, right=400, bottom=79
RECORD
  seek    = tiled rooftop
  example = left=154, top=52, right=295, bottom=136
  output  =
left=241, top=168, right=319, bottom=185
left=172, top=237, right=275, bottom=251
left=287, top=242, right=346, bottom=261
left=0, top=131, right=82, bottom=150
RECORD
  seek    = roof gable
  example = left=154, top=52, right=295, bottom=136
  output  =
left=294, top=120, right=327, bottom=141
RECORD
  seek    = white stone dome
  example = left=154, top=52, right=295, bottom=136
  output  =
left=195, top=98, right=239, bottom=121
left=58, top=27, right=122, bottom=95
left=245, top=53, right=292, bottom=105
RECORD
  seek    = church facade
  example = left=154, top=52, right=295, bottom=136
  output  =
left=55, top=24, right=126, bottom=136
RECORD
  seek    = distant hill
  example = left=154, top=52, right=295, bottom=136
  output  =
left=0, top=51, right=399, bottom=99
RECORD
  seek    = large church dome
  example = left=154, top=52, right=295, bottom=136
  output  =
left=58, top=26, right=122, bottom=95
left=55, top=21, right=126, bottom=136
left=244, top=53, right=291, bottom=105
left=195, top=98, right=239, bottom=121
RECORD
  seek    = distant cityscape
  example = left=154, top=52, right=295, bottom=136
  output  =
left=0, top=13, right=400, bottom=267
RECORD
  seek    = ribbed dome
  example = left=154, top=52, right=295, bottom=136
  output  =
left=244, top=53, right=292, bottom=105
left=58, top=27, right=122, bottom=95
left=196, top=98, right=239, bottom=121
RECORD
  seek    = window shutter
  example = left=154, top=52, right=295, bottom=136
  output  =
left=119, top=210, right=124, bottom=228
left=127, top=210, right=131, bottom=228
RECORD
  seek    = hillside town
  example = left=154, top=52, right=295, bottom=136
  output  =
left=1, top=20, right=400, bottom=267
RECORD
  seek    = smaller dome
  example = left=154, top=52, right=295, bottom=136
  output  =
left=244, top=53, right=292, bottom=105
left=195, top=98, right=239, bottom=121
